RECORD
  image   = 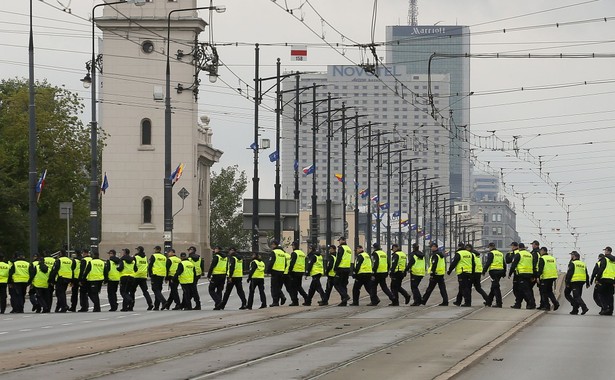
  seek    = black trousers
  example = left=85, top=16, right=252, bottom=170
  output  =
left=79, top=280, right=89, bottom=311
left=9, top=283, right=27, bottom=313
left=247, top=278, right=266, bottom=308
left=107, top=280, right=119, bottom=311
left=151, top=275, right=166, bottom=308
left=55, top=277, right=71, bottom=311
left=208, top=274, right=226, bottom=306
left=192, top=276, right=202, bottom=306
left=0, top=283, right=7, bottom=313
left=410, top=275, right=423, bottom=304
left=29, top=285, right=39, bottom=310
left=565, top=282, right=587, bottom=312
left=486, top=271, right=505, bottom=306
left=269, top=271, right=284, bottom=305
left=306, top=274, right=325, bottom=303
left=352, top=274, right=379, bottom=304
left=334, top=270, right=350, bottom=302
left=70, top=280, right=80, bottom=310
left=289, top=273, right=308, bottom=303
left=514, top=275, right=536, bottom=308
left=133, top=278, right=153, bottom=307
left=373, top=273, right=395, bottom=301
left=181, top=283, right=193, bottom=309
left=471, top=273, right=489, bottom=302
left=538, top=278, right=558, bottom=308
left=87, top=281, right=102, bottom=311
left=34, top=287, right=51, bottom=312
left=598, top=279, right=614, bottom=314
left=422, top=275, right=448, bottom=305
left=221, top=277, right=247, bottom=308
left=165, top=279, right=181, bottom=309
left=119, top=277, right=135, bottom=311
left=594, top=283, right=603, bottom=308
left=323, top=276, right=335, bottom=303
left=390, top=273, right=411, bottom=304
left=455, top=273, right=472, bottom=306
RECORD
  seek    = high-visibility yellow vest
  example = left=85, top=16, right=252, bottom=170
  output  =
left=292, top=250, right=306, bottom=273
left=44, top=257, right=56, bottom=280
left=374, top=250, right=388, bottom=273
left=212, top=254, right=227, bottom=275
left=602, top=259, right=615, bottom=280
left=32, top=264, right=49, bottom=288
left=310, top=255, right=324, bottom=276
left=456, top=250, right=473, bottom=275
left=571, top=260, right=587, bottom=282
left=429, top=254, right=446, bottom=275
left=151, top=253, right=167, bottom=277
left=338, top=245, right=352, bottom=268
left=0, top=261, right=10, bottom=283
left=87, top=259, right=105, bottom=281
left=393, top=251, right=407, bottom=273
left=357, top=252, right=373, bottom=274
left=473, top=253, right=483, bottom=273
left=120, top=259, right=135, bottom=277
left=12, top=260, right=31, bottom=283
left=490, top=250, right=505, bottom=270
left=271, top=249, right=287, bottom=272
left=190, top=257, right=203, bottom=276
left=134, top=256, right=148, bottom=279
left=411, top=254, right=425, bottom=276
left=283, top=252, right=291, bottom=275
left=540, top=255, right=558, bottom=280
left=179, top=260, right=195, bottom=284
left=107, top=259, right=120, bottom=281
left=168, top=256, right=181, bottom=276
left=516, top=250, right=534, bottom=275
left=227, top=256, right=243, bottom=278
left=73, top=258, right=81, bottom=279
left=328, top=255, right=336, bottom=276
left=57, top=257, right=73, bottom=279
left=252, top=260, right=265, bottom=279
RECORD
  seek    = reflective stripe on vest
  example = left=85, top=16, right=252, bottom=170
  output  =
left=58, top=257, right=73, bottom=279
left=429, top=254, right=446, bottom=275
left=169, top=256, right=181, bottom=276
left=252, top=260, right=265, bottom=279
left=310, top=255, right=324, bottom=276
left=338, top=245, right=352, bottom=268
left=152, top=253, right=167, bottom=277
left=228, top=256, right=243, bottom=278
left=87, top=259, right=105, bottom=281
left=292, top=250, right=306, bottom=273
left=179, top=261, right=195, bottom=284
left=12, top=260, right=30, bottom=283
left=411, top=255, right=425, bottom=276
left=271, top=249, right=287, bottom=272
left=135, top=256, right=148, bottom=278
left=191, top=257, right=203, bottom=276
left=107, top=260, right=121, bottom=281
left=456, top=250, right=473, bottom=275
left=284, top=252, right=291, bottom=275
left=375, top=250, right=388, bottom=273
left=32, top=265, right=49, bottom=288
left=540, top=255, right=558, bottom=280
left=328, top=255, right=336, bottom=276
left=516, top=250, right=534, bottom=275
left=394, top=251, right=407, bottom=273
left=473, top=253, right=483, bottom=273
left=0, top=262, right=10, bottom=283
left=602, top=259, right=615, bottom=280
left=490, top=250, right=505, bottom=270
left=357, top=252, right=373, bottom=274
left=213, top=254, right=227, bottom=275
left=571, top=260, right=587, bottom=282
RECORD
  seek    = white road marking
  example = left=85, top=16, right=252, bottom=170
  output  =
left=19, top=329, right=32, bottom=332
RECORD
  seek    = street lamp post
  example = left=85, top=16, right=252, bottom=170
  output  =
left=28, top=0, right=37, bottom=260
left=251, top=44, right=260, bottom=252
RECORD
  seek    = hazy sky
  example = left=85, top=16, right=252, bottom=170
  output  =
left=3, top=0, right=615, bottom=264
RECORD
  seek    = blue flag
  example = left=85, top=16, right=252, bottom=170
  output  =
left=393, top=210, right=401, bottom=218
left=379, top=202, right=389, bottom=210
left=294, top=159, right=299, bottom=171
left=269, top=150, right=279, bottom=162
left=100, top=172, right=109, bottom=194
left=250, top=142, right=258, bottom=151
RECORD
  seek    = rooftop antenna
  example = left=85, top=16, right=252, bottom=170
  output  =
left=408, top=0, right=418, bottom=26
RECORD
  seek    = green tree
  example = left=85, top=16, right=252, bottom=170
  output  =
left=0, top=78, right=90, bottom=256
left=209, top=165, right=250, bottom=250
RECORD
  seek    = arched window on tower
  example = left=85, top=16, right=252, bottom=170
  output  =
left=141, top=119, right=152, bottom=146
left=143, top=197, right=152, bottom=224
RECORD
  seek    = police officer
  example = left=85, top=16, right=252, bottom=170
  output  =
left=467, top=243, right=489, bottom=304
left=590, top=253, right=604, bottom=310
left=304, top=244, right=326, bottom=306
left=564, top=251, right=589, bottom=315
left=351, top=245, right=379, bottom=306
left=218, top=247, right=247, bottom=310
left=288, top=241, right=308, bottom=306
left=50, top=249, right=74, bottom=313
left=32, top=257, right=51, bottom=313
left=536, top=246, right=559, bottom=311
left=246, top=252, right=267, bottom=310
left=421, top=242, right=448, bottom=306
left=104, top=249, right=122, bottom=312
left=508, top=243, right=536, bottom=309
left=69, top=250, right=82, bottom=312
left=371, top=243, right=395, bottom=304
left=188, top=246, right=204, bottom=311
left=174, top=252, right=196, bottom=310
left=506, top=242, right=520, bottom=303
left=8, top=252, right=34, bottom=313
left=266, top=241, right=286, bottom=307
left=448, top=243, right=474, bottom=307
left=77, top=249, right=92, bottom=312
left=408, top=243, right=425, bottom=306
left=333, top=236, right=352, bottom=306
left=42, top=252, right=56, bottom=312
left=148, top=246, right=167, bottom=311
left=133, top=246, right=154, bottom=310
left=390, top=244, right=411, bottom=306
left=596, top=246, right=615, bottom=315
left=82, top=252, right=105, bottom=312
left=320, top=245, right=337, bottom=306
left=163, top=249, right=182, bottom=310
left=209, top=246, right=228, bottom=310
left=0, top=254, right=10, bottom=314
left=119, top=248, right=136, bottom=312
left=483, top=242, right=506, bottom=308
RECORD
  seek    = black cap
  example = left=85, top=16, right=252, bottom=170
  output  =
left=488, top=242, right=496, bottom=248
left=604, top=246, right=612, bottom=253
left=136, top=246, right=144, bottom=253
left=531, top=240, right=540, bottom=245
left=188, top=246, right=196, bottom=251
left=180, top=252, right=187, bottom=258
left=337, top=236, right=347, bottom=241
left=271, top=239, right=279, bottom=245
left=518, top=243, right=526, bottom=249
left=510, top=241, right=519, bottom=247
left=430, top=242, right=439, bottom=248
left=372, top=243, right=380, bottom=248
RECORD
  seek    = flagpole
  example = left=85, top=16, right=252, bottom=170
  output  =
left=251, top=44, right=260, bottom=253
left=310, top=84, right=318, bottom=247
left=325, top=93, right=332, bottom=247
left=341, top=104, right=346, bottom=239
left=353, top=113, right=359, bottom=250
left=273, top=58, right=281, bottom=243
left=28, top=0, right=38, bottom=261
left=366, top=122, right=372, bottom=250
left=293, top=73, right=301, bottom=243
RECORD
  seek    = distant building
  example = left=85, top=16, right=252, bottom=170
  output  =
left=472, top=173, right=500, bottom=202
